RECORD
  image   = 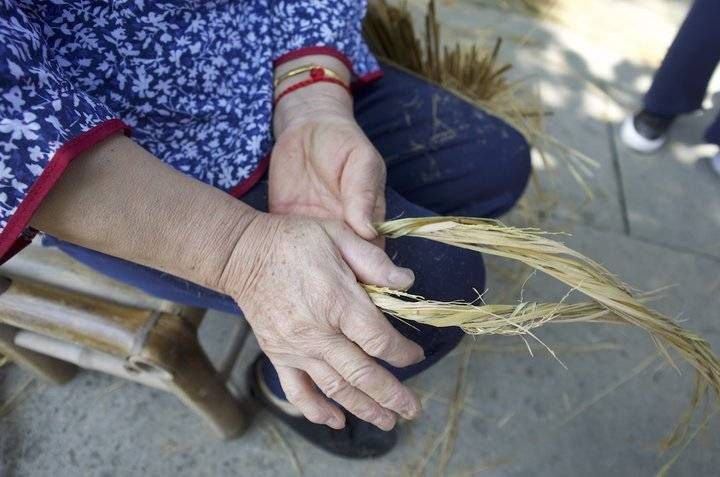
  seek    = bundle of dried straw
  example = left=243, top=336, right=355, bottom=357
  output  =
left=365, top=0, right=513, bottom=105
left=365, top=0, right=522, bottom=114
left=364, top=0, right=599, bottom=198
left=367, top=217, right=719, bottom=449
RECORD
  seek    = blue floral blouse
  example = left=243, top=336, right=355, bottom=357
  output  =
left=0, top=0, right=380, bottom=261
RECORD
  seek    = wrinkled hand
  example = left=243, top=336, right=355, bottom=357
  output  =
left=271, top=83, right=386, bottom=240
left=220, top=213, right=423, bottom=430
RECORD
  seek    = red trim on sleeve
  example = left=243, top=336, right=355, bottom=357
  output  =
left=0, top=118, right=130, bottom=264
left=354, top=69, right=384, bottom=87
left=228, top=154, right=270, bottom=198
left=273, top=46, right=383, bottom=88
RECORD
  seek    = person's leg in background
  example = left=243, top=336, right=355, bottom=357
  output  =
left=644, top=0, right=720, bottom=117
left=622, top=0, right=720, bottom=153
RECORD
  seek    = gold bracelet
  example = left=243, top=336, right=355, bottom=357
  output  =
left=273, top=64, right=346, bottom=89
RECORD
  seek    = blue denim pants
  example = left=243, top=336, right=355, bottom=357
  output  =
left=644, top=0, right=720, bottom=145
left=43, top=63, right=531, bottom=398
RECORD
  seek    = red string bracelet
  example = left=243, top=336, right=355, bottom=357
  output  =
left=273, top=67, right=351, bottom=107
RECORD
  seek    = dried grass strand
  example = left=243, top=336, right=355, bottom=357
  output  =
left=369, top=216, right=720, bottom=449
left=364, top=0, right=519, bottom=111
left=366, top=286, right=617, bottom=336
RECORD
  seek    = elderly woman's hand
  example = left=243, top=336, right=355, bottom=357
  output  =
left=219, top=213, right=423, bottom=429
left=30, top=132, right=422, bottom=431
left=271, top=80, right=386, bottom=241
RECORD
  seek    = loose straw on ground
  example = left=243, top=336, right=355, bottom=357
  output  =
left=366, top=216, right=720, bottom=451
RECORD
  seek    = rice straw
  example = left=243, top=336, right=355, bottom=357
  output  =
left=368, top=216, right=720, bottom=449
left=364, top=0, right=600, bottom=196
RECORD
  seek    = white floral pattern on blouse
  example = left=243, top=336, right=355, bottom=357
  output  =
left=0, top=0, right=379, bottom=233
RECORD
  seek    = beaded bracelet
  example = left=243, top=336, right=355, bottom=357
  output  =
left=273, top=64, right=345, bottom=89
left=273, top=66, right=351, bottom=106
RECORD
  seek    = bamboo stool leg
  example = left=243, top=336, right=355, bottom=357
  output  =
left=177, top=306, right=207, bottom=328
left=172, top=348, right=248, bottom=439
left=137, top=317, right=248, bottom=439
left=0, top=323, right=78, bottom=384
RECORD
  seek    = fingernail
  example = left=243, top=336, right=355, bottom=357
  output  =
left=327, top=416, right=344, bottom=429
left=373, top=410, right=395, bottom=431
left=376, top=418, right=395, bottom=432
left=412, top=348, right=426, bottom=365
left=402, top=401, right=422, bottom=420
left=366, top=221, right=378, bottom=237
left=389, top=267, right=414, bottom=290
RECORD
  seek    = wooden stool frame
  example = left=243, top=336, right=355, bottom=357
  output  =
left=0, top=245, right=250, bottom=439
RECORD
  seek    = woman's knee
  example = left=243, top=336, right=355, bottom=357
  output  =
left=454, top=117, right=532, bottom=218
left=426, top=326, right=465, bottom=359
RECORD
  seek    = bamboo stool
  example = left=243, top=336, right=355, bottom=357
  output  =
left=0, top=243, right=250, bottom=439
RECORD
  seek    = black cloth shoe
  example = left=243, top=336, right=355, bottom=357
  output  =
left=620, top=109, right=676, bottom=153
left=247, top=356, right=398, bottom=458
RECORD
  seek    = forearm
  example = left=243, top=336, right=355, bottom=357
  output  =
left=29, top=133, right=258, bottom=292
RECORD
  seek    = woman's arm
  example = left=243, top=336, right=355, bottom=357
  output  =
left=30, top=133, right=252, bottom=291
left=30, top=133, right=424, bottom=431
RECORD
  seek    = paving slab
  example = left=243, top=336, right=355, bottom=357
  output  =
left=471, top=221, right=720, bottom=477
left=459, top=0, right=690, bottom=66
left=414, top=0, right=720, bottom=257
left=613, top=91, right=720, bottom=259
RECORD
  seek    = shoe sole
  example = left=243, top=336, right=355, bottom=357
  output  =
left=246, top=356, right=398, bottom=458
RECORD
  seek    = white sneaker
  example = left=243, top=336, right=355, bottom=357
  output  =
left=620, top=110, right=675, bottom=154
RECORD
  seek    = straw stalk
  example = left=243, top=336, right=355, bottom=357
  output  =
left=368, top=217, right=720, bottom=449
